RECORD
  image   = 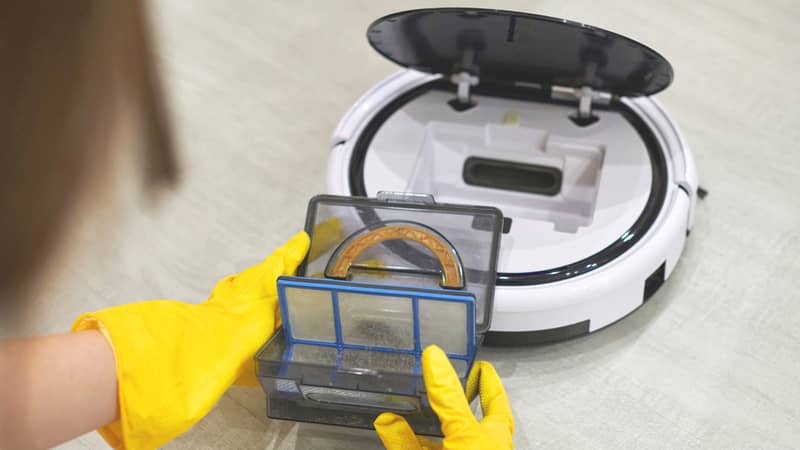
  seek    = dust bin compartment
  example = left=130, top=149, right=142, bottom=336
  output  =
left=255, top=193, right=502, bottom=434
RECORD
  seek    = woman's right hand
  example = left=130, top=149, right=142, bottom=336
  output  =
left=374, top=345, right=515, bottom=450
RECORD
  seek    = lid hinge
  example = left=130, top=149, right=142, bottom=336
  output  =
left=551, top=85, right=612, bottom=126
left=448, top=48, right=480, bottom=112
left=449, top=71, right=479, bottom=110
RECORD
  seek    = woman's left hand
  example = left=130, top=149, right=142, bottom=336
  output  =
left=73, top=231, right=310, bottom=450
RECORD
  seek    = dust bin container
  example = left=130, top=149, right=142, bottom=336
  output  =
left=255, top=192, right=503, bottom=435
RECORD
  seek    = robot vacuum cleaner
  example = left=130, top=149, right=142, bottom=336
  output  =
left=326, top=8, right=698, bottom=344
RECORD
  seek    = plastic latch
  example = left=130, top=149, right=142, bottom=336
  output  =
left=376, top=191, right=436, bottom=205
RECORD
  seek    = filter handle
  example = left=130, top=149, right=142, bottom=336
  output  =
left=324, top=221, right=464, bottom=289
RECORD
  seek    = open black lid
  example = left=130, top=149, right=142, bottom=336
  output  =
left=367, top=8, right=673, bottom=97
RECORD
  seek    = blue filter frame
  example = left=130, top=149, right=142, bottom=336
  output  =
left=277, top=275, right=477, bottom=375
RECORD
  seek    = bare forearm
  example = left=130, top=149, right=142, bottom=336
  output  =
left=0, top=331, right=118, bottom=449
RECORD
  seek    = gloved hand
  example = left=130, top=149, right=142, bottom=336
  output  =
left=374, top=346, right=514, bottom=450
left=72, top=232, right=310, bottom=450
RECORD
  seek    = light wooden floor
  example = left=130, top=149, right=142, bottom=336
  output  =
left=13, top=0, right=799, bottom=448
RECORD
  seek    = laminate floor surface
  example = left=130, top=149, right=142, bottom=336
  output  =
left=6, top=1, right=799, bottom=448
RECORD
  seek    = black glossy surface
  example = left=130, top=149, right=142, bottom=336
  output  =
left=367, top=8, right=673, bottom=96
left=484, top=320, right=591, bottom=346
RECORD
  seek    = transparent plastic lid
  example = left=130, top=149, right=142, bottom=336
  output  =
left=300, top=192, right=503, bottom=333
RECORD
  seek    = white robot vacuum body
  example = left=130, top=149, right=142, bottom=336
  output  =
left=327, top=8, right=698, bottom=344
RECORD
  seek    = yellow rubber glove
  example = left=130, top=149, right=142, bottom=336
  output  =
left=374, top=346, right=514, bottom=450
left=72, top=232, right=310, bottom=450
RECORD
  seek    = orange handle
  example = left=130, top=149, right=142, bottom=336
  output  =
left=325, top=223, right=463, bottom=289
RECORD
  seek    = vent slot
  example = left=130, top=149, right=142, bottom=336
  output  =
left=463, top=157, right=562, bottom=196
left=643, top=262, right=666, bottom=302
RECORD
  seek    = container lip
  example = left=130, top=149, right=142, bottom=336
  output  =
left=279, top=274, right=478, bottom=299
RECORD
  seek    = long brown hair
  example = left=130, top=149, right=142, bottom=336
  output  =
left=0, top=1, right=177, bottom=297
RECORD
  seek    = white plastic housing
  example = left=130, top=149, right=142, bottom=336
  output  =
left=328, top=70, right=698, bottom=336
